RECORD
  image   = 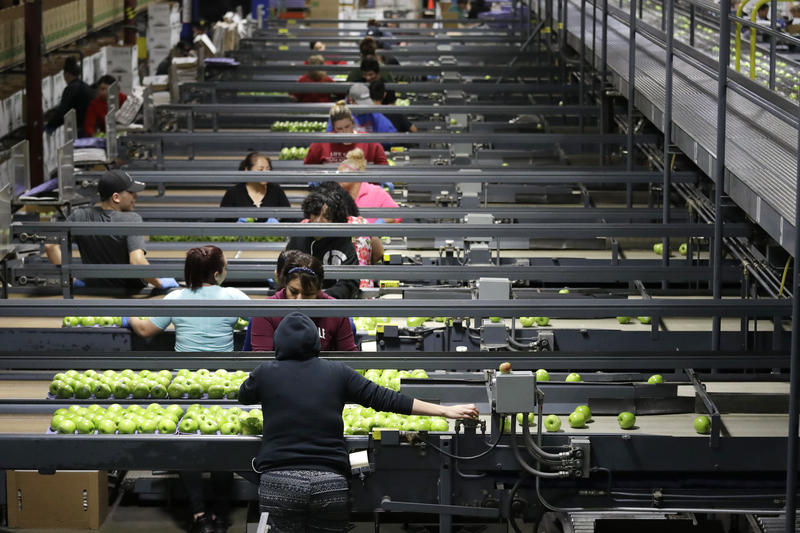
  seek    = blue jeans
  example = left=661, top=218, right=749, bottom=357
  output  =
left=259, top=469, right=349, bottom=533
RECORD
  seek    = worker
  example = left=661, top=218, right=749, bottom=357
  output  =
left=247, top=250, right=358, bottom=351
left=220, top=152, right=290, bottom=221
left=324, top=83, right=396, bottom=133
left=369, top=79, right=417, bottom=132
left=291, top=55, right=335, bottom=103
left=314, top=181, right=384, bottom=268
left=156, top=41, right=194, bottom=76
left=84, top=75, right=128, bottom=137
left=346, top=56, right=394, bottom=83
left=304, top=101, right=388, bottom=165
left=239, top=311, right=479, bottom=533
left=359, top=36, right=399, bottom=66
left=44, top=170, right=178, bottom=292
left=284, top=187, right=360, bottom=299
left=337, top=148, right=401, bottom=224
left=46, top=56, right=94, bottom=136
left=126, top=245, right=248, bottom=533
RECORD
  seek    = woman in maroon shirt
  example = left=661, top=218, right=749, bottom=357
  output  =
left=248, top=251, right=357, bottom=352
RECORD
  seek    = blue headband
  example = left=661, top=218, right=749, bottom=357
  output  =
left=287, top=266, right=317, bottom=277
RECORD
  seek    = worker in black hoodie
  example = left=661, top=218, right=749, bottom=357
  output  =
left=285, top=187, right=360, bottom=300
left=239, top=312, right=478, bottom=533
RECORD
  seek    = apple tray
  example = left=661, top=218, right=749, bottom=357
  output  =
left=46, top=428, right=178, bottom=436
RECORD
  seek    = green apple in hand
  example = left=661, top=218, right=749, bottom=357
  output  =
left=694, top=415, right=711, bottom=434
left=568, top=411, right=586, bottom=428
left=617, top=411, right=636, bottom=429
left=647, top=374, right=664, bottom=384
left=535, top=368, right=550, bottom=382
left=543, top=414, right=561, bottom=432
left=565, top=372, right=582, bottom=382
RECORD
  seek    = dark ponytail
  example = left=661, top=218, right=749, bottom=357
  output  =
left=184, top=245, right=225, bottom=290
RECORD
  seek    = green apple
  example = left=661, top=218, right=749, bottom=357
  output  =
left=150, top=383, right=167, bottom=398
left=208, top=383, right=225, bottom=399
left=107, top=403, right=123, bottom=413
left=558, top=288, right=570, bottom=295
left=75, top=417, right=95, bottom=434
left=637, top=316, right=652, bottom=324
left=179, top=418, right=199, bottom=433
left=167, top=383, right=186, bottom=399
left=694, top=415, right=711, bottom=434
left=139, top=418, right=158, bottom=434
left=132, top=382, right=150, bottom=399
left=63, top=316, right=79, bottom=327
left=568, top=411, right=586, bottom=428
left=115, top=418, right=135, bottom=434
left=519, top=316, right=535, bottom=327
left=220, top=422, right=240, bottom=435
left=543, top=414, right=561, bottom=432
left=157, top=418, right=177, bottom=434
left=113, top=316, right=123, bottom=326
left=50, top=414, right=67, bottom=431
left=98, top=316, right=114, bottom=327
left=56, top=382, right=74, bottom=399
left=653, top=243, right=664, bottom=255
left=97, top=419, right=117, bottom=434
left=80, top=316, right=97, bottom=327
left=534, top=316, right=550, bottom=326
left=225, top=384, right=239, bottom=399
left=648, top=374, right=664, bottom=384
left=49, top=380, right=64, bottom=396
left=199, top=419, right=219, bottom=435
left=120, top=369, right=136, bottom=379
left=74, top=382, right=92, bottom=399
left=617, top=316, right=631, bottom=324
left=565, top=372, right=582, bottom=382
left=489, top=316, right=502, bottom=323
left=57, top=418, right=77, bottom=434
left=535, top=368, right=550, bottom=382
left=430, top=418, right=449, bottom=432
left=679, top=243, right=688, bottom=256
left=618, top=411, right=636, bottom=429
left=574, top=405, right=591, bottom=421
left=516, top=412, right=535, bottom=426
left=406, top=317, right=429, bottom=327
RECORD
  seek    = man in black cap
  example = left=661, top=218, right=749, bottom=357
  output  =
left=45, top=170, right=179, bottom=291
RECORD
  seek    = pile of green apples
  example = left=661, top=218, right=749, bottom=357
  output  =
left=616, top=316, right=652, bottom=325
left=62, top=316, right=123, bottom=327
left=177, top=405, right=262, bottom=435
left=49, top=369, right=174, bottom=400
left=49, top=403, right=184, bottom=434
left=342, top=406, right=448, bottom=435
left=359, top=368, right=429, bottom=392
left=653, top=242, right=688, bottom=256
left=518, top=316, right=550, bottom=327
left=279, top=146, right=309, bottom=160
left=271, top=120, right=326, bottom=132
left=167, top=369, right=248, bottom=400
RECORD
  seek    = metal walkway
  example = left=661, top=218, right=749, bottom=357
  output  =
left=564, top=0, right=799, bottom=251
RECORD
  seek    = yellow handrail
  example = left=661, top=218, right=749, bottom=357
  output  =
left=735, top=0, right=755, bottom=72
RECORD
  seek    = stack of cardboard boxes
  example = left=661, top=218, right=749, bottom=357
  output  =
left=106, top=44, right=139, bottom=95
left=147, top=2, right=181, bottom=75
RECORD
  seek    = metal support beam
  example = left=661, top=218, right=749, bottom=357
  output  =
left=24, top=0, right=44, bottom=188
left=712, top=0, right=732, bottom=351
left=626, top=0, right=637, bottom=208
left=662, top=0, right=675, bottom=283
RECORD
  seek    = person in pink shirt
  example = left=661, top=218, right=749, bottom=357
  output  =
left=337, top=148, right=401, bottom=223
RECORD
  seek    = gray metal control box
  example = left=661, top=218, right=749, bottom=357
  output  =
left=494, top=371, right=535, bottom=414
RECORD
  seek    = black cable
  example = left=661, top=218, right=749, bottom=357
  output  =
left=510, top=421, right=568, bottom=479
left=506, top=473, right=529, bottom=533
left=420, top=413, right=503, bottom=461
left=520, top=414, right=570, bottom=462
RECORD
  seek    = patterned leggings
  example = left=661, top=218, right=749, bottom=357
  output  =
left=258, top=469, right=350, bottom=533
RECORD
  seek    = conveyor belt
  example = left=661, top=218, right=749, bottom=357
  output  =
left=564, top=0, right=800, bottom=251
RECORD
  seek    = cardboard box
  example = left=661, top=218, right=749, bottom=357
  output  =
left=106, top=44, right=138, bottom=73
left=43, top=0, right=88, bottom=51
left=0, top=101, right=8, bottom=139
left=146, top=26, right=177, bottom=50
left=92, top=49, right=107, bottom=78
left=10, top=90, right=24, bottom=130
left=147, top=1, right=178, bottom=26
left=0, top=6, right=25, bottom=70
left=82, top=57, right=95, bottom=85
left=6, top=470, right=108, bottom=529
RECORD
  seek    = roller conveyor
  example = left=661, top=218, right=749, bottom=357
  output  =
left=562, top=0, right=800, bottom=251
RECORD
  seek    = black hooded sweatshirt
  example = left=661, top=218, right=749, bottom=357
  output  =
left=239, top=312, right=413, bottom=475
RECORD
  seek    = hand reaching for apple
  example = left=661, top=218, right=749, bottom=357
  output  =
left=441, top=403, right=479, bottom=420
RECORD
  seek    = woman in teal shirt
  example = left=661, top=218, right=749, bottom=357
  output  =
left=127, top=245, right=249, bottom=533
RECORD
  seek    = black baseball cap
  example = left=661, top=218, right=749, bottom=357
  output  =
left=98, top=169, right=145, bottom=200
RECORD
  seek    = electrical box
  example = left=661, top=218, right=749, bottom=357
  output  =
left=494, top=371, right=535, bottom=414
